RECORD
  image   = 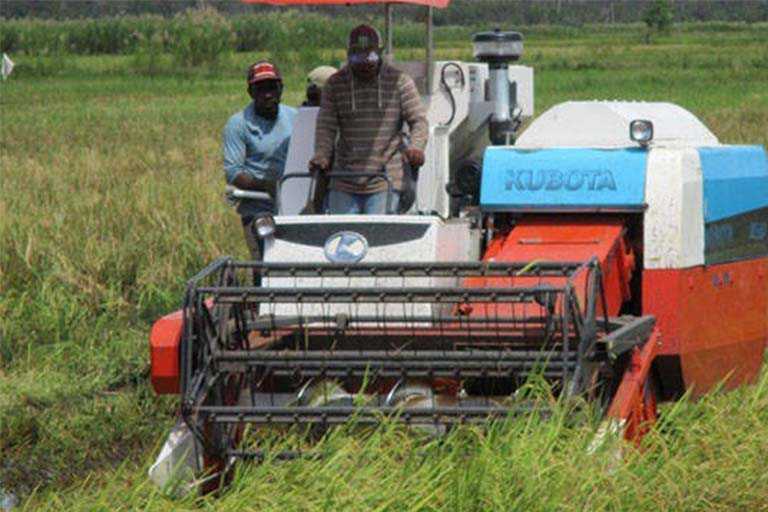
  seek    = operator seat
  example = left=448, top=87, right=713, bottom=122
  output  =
left=280, top=107, right=319, bottom=215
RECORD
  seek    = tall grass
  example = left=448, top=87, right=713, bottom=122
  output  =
left=0, top=11, right=365, bottom=56
left=168, top=7, right=234, bottom=69
left=1, top=23, right=767, bottom=509
left=20, top=369, right=768, bottom=510
left=4, top=10, right=766, bottom=57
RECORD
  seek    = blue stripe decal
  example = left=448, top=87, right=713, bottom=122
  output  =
left=699, top=146, right=768, bottom=223
left=480, top=147, right=647, bottom=210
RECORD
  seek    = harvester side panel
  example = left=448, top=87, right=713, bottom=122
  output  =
left=644, top=259, right=768, bottom=397
left=643, top=145, right=768, bottom=397
left=478, top=115, right=768, bottom=400
left=699, top=146, right=768, bottom=265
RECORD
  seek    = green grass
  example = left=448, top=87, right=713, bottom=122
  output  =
left=1, top=22, right=768, bottom=510
left=19, top=372, right=768, bottom=511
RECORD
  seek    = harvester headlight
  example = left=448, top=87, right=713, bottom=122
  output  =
left=254, top=215, right=275, bottom=239
left=630, top=119, right=654, bottom=145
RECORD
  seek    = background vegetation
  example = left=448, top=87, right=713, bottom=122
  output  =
left=1, top=10, right=767, bottom=511
left=3, top=1, right=768, bottom=57
left=1, top=0, right=767, bottom=24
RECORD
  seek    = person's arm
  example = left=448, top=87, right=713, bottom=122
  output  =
left=400, top=74, right=428, bottom=168
left=310, top=80, right=339, bottom=172
left=223, top=117, right=275, bottom=194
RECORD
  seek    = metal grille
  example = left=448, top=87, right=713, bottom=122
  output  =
left=179, top=258, right=612, bottom=459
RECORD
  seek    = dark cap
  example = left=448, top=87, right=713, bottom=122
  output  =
left=247, top=60, right=281, bottom=85
left=348, top=24, right=381, bottom=51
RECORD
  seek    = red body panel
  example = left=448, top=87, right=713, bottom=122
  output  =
left=480, top=217, right=634, bottom=317
left=607, top=329, right=661, bottom=442
left=643, top=258, right=768, bottom=397
left=149, top=310, right=183, bottom=394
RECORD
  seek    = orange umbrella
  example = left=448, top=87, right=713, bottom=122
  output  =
left=241, top=0, right=450, bottom=89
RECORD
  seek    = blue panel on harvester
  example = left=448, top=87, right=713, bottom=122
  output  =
left=480, top=147, right=648, bottom=211
left=698, top=145, right=768, bottom=265
left=698, top=145, right=768, bottom=223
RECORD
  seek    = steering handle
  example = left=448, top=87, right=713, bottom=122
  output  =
left=224, top=185, right=272, bottom=202
left=227, top=172, right=395, bottom=215
left=277, top=171, right=394, bottom=214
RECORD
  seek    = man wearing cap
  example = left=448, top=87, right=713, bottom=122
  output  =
left=302, top=65, right=337, bottom=107
left=309, top=24, right=428, bottom=215
left=223, top=60, right=297, bottom=260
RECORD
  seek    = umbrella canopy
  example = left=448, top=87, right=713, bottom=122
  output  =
left=241, top=0, right=449, bottom=92
left=242, top=0, right=450, bottom=7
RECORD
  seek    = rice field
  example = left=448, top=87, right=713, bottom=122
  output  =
left=1, top=20, right=767, bottom=511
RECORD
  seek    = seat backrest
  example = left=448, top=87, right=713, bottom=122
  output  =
left=280, top=107, right=319, bottom=215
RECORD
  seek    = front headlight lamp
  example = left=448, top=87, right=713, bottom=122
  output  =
left=254, top=215, right=276, bottom=239
left=629, top=119, right=654, bottom=145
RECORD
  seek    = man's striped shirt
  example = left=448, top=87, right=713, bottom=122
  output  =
left=314, top=63, right=428, bottom=194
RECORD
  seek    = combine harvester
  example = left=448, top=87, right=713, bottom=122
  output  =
left=148, top=0, right=768, bottom=490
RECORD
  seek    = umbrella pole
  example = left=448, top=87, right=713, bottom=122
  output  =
left=384, top=3, right=394, bottom=59
left=426, top=5, right=434, bottom=94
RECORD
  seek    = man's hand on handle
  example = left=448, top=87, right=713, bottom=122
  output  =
left=232, top=172, right=277, bottom=197
left=404, top=148, right=425, bottom=169
left=309, top=156, right=331, bottom=174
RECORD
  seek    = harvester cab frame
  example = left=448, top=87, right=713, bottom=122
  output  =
left=148, top=0, right=768, bottom=494
left=232, top=0, right=534, bottom=222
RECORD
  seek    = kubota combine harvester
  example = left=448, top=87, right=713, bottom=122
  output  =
left=148, top=0, right=768, bottom=490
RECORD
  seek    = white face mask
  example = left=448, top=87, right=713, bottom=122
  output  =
left=365, top=51, right=380, bottom=64
left=349, top=50, right=380, bottom=66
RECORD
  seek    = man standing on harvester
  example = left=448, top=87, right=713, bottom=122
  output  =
left=309, top=24, right=428, bottom=214
left=223, top=60, right=297, bottom=259
left=302, top=65, right=337, bottom=107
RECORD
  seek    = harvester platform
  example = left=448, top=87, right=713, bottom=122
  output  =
left=154, top=256, right=658, bottom=468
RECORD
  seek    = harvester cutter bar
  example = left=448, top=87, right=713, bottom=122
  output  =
left=200, top=286, right=564, bottom=304
left=226, top=369, right=569, bottom=379
left=246, top=314, right=557, bottom=331
left=216, top=349, right=576, bottom=362
left=215, top=350, right=576, bottom=378
left=198, top=405, right=540, bottom=425
left=231, top=260, right=585, bottom=278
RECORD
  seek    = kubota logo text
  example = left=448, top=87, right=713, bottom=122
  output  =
left=505, top=169, right=617, bottom=192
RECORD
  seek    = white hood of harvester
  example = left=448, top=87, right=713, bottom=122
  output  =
left=262, top=214, right=479, bottom=318
left=516, top=101, right=719, bottom=149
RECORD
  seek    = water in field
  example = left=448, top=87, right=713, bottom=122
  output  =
left=0, top=487, right=18, bottom=512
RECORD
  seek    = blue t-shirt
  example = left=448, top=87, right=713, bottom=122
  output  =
left=223, top=102, right=297, bottom=218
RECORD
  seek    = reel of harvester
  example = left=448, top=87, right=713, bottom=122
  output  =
left=176, top=257, right=658, bottom=476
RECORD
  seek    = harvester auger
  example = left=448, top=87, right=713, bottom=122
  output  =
left=148, top=0, right=768, bottom=492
